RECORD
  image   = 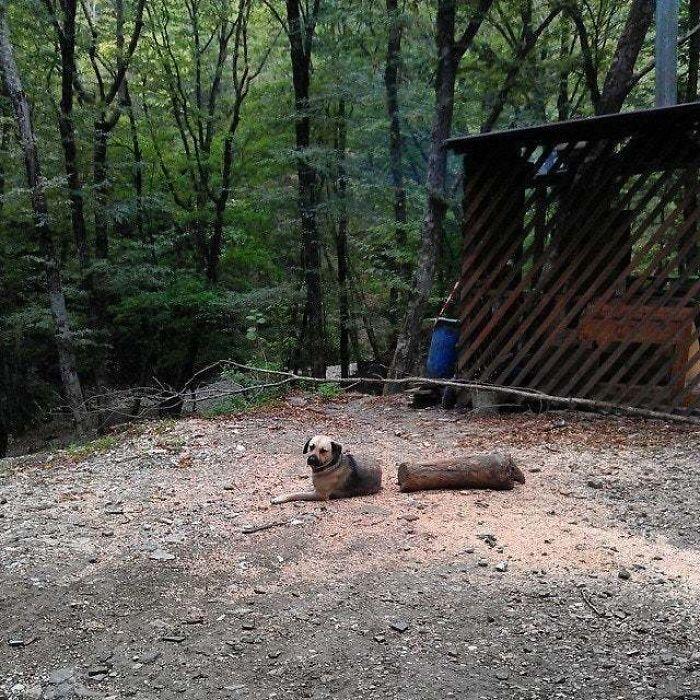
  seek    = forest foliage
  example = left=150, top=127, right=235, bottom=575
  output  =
left=0, top=0, right=696, bottom=452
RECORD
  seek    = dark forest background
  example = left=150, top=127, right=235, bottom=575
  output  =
left=0, top=0, right=697, bottom=453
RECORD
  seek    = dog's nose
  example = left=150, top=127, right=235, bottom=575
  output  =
left=307, top=455, right=320, bottom=467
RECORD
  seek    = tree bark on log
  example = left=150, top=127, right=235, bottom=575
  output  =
left=397, top=452, right=525, bottom=492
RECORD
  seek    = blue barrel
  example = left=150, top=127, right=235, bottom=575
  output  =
left=426, top=318, right=460, bottom=378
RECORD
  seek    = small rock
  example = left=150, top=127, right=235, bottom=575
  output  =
left=477, top=533, right=497, bottom=548
left=140, top=650, right=161, bottom=664
left=48, top=667, right=76, bottom=685
left=162, top=634, right=185, bottom=643
left=22, top=686, right=42, bottom=700
left=495, top=561, right=508, bottom=573
left=222, top=483, right=236, bottom=491
left=373, top=634, right=386, bottom=643
left=618, top=569, right=631, bottom=580
left=241, top=620, right=255, bottom=631
left=360, top=505, right=390, bottom=516
left=587, top=479, right=604, bottom=490
left=87, top=665, right=110, bottom=680
left=149, top=549, right=175, bottom=562
left=477, top=560, right=488, bottom=568
left=389, top=620, right=409, bottom=633
left=495, top=669, right=510, bottom=681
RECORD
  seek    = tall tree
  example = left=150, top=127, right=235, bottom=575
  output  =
left=481, top=1, right=562, bottom=132
left=147, top=0, right=264, bottom=283
left=0, top=3, right=86, bottom=431
left=687, top=0, right=700, bottom=103
left=42, top=0, right=90, bottom=270
left=570, top=0, right=655, bottom=115
left=332, top=96, right=350, bottom=378
left=266, top=0, right=325, bottom=377
left=385, top=0, right=408, bottom=316
left=83, top=0, right=146, bottom=259
left=387, top=0, right=494, bottom=383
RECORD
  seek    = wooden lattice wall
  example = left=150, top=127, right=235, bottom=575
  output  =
left=452, top=104, right=700, bottom=414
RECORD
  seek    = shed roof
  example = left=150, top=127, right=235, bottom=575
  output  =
left=445, top=102, right=700, bottom=155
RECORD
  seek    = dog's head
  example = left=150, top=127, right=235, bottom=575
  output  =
left=302, top=434, right=342, bottom=473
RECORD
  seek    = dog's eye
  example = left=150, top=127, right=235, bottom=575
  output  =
left=320, top=448, right=327, bottom=454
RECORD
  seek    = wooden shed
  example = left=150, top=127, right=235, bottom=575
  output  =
left=446, top=103, right=700, bottom=414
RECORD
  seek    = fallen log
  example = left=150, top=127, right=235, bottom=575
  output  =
left=397, top=452, right=525, bottom=493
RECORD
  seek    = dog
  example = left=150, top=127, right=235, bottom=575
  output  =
left=271, top=434, right=382, bottom=504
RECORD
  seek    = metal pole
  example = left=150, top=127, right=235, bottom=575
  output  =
left=655, top=0, right=679, bottom=107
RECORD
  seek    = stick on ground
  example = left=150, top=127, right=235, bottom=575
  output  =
left=241, top=520, right=290, bottom=535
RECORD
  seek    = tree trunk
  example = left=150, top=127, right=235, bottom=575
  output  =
left=385, top=0, right=409, bottom=322
left=209, top=102, right=244, bottom=284
left=123, top=79, right=152, bottom=260
left=397, top=452, right=525, bottom=492
left=387, top=0, right=459, bottom=384
left=0, top=8, right=86, bottom=432
left=481, top=6, right=561, bottom=132
left=0, top=412, right=7, bottom=458
left=334, top=99, right=350, bottom=378
left=688, top=0, right=700, bottom=103
left=0, top=119, right=7, bottom=220
left=597, top=0, right=654, bottom=114
left=681, top=0, right=700, bottom=275
left=557, top=14, right=570, bottom=121
left=54, top=0, right=90, bottom=270
left=0, top=247, right=6, bottom=457
left=93, top=116, right=111, bottom=259
left=286, top=0, right=325, bottom=377
left=209, top=128, right=235, bottom=284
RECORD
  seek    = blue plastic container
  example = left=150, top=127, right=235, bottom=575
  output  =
left=426, top=317, right=460, bottom=378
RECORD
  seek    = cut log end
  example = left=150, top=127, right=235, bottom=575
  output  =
left=398, top=452, right=525, bottom=493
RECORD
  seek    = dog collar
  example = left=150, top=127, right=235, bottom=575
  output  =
left=312, top=449, right=342, bottom=474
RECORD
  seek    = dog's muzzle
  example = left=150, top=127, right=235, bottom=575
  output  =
left=307, top=455, right=321, bottom=470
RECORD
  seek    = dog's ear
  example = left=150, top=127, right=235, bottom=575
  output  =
left=331, top=441, right=342, bottom=461
left=302, top=437, right=313, bottom=454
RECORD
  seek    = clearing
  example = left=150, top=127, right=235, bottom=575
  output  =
left=1, top=394, right=699, bottom=700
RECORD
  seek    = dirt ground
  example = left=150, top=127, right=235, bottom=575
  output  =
left=1, top=393, right=699, bottom=700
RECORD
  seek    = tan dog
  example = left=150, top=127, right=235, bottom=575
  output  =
left=271, top=434, right=382, bottom=504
